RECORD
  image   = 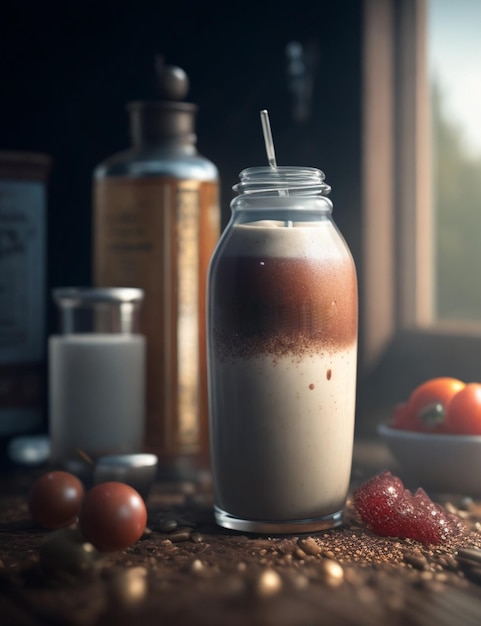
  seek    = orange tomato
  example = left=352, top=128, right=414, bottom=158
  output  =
left=404, top=377, right=465, bottom=433
left=445, top=383, right=481, bottom=435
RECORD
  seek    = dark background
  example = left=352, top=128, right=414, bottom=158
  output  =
left=0, top=0, right=363, bottom=329
left=0, top=0, right=367, bottom=453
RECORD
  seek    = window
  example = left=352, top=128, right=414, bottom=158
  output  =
left=359, top=0, right=481, bottom=432
left=429, top=0, right=481, bottom=322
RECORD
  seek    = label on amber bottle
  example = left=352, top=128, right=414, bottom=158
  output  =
left=93, top=177, right=219, bottom=463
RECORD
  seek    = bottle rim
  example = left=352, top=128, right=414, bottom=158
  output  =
left=233, top=166, right=331, bottom=196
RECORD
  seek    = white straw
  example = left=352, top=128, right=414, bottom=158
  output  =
left=260, top=110, right=278, bottom=169
left=259, top=109, right=290, bottom=218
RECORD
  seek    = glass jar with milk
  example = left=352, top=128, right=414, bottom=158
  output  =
left=49, top=288, right=145, bottom=473
left=207, top=166, right=358, bottom=533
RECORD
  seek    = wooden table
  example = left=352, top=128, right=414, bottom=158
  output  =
left=1, top=440, right=481, bottom=626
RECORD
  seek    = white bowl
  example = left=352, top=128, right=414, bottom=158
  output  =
left=377, top=423, right=481, bottom=496
left=93, top=453, right=158, bottom=499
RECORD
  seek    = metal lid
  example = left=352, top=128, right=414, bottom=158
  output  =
left=53, top=287, right=144, bottom=305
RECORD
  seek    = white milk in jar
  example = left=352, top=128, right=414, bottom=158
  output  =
left=207, top=165, right=358, bottom=534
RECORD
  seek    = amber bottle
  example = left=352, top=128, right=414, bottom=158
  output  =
left=93, top=61, right=220, bottom=478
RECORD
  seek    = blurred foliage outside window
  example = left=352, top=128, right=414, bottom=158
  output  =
left=429, top=0, right=481, bottom=321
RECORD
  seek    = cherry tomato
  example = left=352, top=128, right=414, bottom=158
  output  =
left=445, top=383, right=481, bottom=435
left=404, top=377, right=465, bottom=433
left=28, top=471, right=85, bottom=529
left=79, top=482, right=147, bottom=552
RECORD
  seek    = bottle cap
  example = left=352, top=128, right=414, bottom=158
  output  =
left=52, top=287, right=144, bottom=334
left=128, top=57, right=197, bottom=145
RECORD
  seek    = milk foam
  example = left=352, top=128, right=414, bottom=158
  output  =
left=221, top=220, right=351, bottom=260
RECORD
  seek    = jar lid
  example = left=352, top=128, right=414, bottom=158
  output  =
left=0, top=151, right=52, bottom=181
left=53, top=287, right=144, bottom=305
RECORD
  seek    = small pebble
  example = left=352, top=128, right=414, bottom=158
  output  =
left=319, top=558, right=344, bottom=587
left=190, top=532, right=204, bottom=544
left=256, top=568, right=283, bottom=596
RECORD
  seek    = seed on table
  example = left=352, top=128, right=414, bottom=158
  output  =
left=403, top=550, right=429, bottom=570
left=159, top=519, right=178, bottom=533
left=294, top=545, right=307, bottom=559
left=438, top=554, right=458, bottom=571
left=191, top=559, right=204, bottom=573
left=256, top=568, right=283, bottom=596
left=319, top=558, right=344, bottom=587
left=109, top=567, right=148, bottom=605
left=160, top=539, right=172, bottom=546
left=169, top=529, right=192, bottom=542
left=298, top=537, right=321, bottom=556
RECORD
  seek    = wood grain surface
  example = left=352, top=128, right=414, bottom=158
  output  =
left=1, top=441, right=481, bottom=626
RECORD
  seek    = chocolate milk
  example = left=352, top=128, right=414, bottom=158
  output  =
left=208, top=216, right=358, bottom=533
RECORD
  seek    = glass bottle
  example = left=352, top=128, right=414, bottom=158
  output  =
left=49, top=287, right=145, bottom=474
left=93, top=62, right=220, bottom=479
left=207, top=166, right=358, bottom=533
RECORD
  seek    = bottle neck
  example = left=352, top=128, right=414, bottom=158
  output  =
left=128, top=101, right=198, bottom=149
left=231, top=166, right=333, bottom=219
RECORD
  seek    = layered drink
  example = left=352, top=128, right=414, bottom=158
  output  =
left=208, top=217, right=358, bottom=533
